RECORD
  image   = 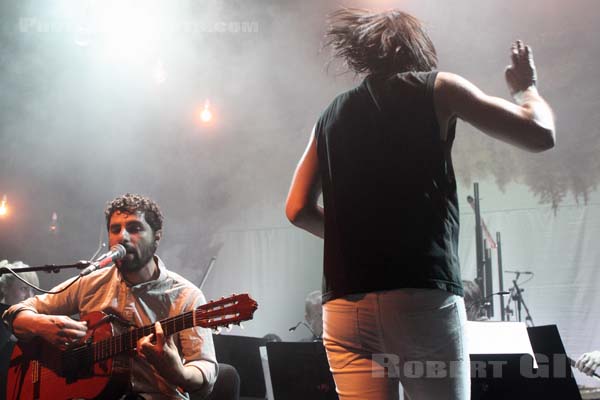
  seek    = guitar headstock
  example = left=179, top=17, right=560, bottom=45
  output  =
left=195, top=293, right=258, bottom=331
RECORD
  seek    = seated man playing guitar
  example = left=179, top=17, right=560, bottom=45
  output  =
left=3, top=193, right=218, bottom=399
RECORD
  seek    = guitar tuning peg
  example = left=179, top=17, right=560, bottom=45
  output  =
left=231, top=293, right=237, bottom=296
left=213, top=327, right=222, bottom=335
left=226, top=324, right=233, bottom=332
left=239, top=323, right=244, bottom=330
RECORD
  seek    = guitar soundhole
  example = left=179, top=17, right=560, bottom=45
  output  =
left=62, top=346, right=95, bottom=383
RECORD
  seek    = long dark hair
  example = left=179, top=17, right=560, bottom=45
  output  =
left=325, top=8, right=437, bottom=76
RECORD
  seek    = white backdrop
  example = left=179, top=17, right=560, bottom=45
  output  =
left=459, top=198, right=600, bottom=387
left=199, top=181, right=600, bottom=387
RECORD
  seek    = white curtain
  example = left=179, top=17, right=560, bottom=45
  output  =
left=200, top=202, right=600, bottom=387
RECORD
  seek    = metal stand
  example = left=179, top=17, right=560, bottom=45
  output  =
left=199, top=257, right=217, bottom=289
left=505, top=272, right=535, bottom=326
left=497, top=232, right=506, bottom=321
left=469, top=183, right=495, bottom=318
left=0, top=261, right=92, bottom=275
left=472, top=183, right=485, bottom=297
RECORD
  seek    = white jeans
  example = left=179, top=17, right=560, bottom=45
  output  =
left=323, top=288, right=469, bottom=400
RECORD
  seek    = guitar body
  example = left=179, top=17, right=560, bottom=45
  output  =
left=5, top=293, right=258, bottom=400
left=7, top=311, right=127, bottom=400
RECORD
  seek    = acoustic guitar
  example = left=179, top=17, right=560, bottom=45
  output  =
left=6, top=293, right=258, bottom=400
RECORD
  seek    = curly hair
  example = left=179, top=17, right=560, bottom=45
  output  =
left=104, top=193, right=164, bottom=233
left=325, top=8, right=437, bottom=76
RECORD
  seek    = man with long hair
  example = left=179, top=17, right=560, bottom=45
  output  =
left=286, top=9, right=555, bottom=400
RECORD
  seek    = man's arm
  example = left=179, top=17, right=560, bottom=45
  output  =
left=435, top=40, right=555, bottom=153
left=137, top=285, right=217, bottom=396
left=3, top=278, right=87, bottom=347
left=285, top=126, right=325, bottom=238
left=10, top=310, right=87, bottom=346
left=137, top=321, right=207, bottom=393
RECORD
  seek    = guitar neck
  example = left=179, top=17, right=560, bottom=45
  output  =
left=85, top=293, right=257, bottom=363
left=92, top=310, right=198, bottom=362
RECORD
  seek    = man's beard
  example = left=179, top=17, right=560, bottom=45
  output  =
left=119, top=240, right=157, bottom=272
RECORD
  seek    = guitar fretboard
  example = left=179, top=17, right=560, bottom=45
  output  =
left=64, top=293, right=255, bottom=367
left=91, top=309, right=197, bottom=362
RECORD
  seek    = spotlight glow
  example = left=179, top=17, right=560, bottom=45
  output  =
left=0, top=195, right=8, bottom=217
left=50, top=211, right=58, bottom=232
left=199, top=100, right=213, bottom=123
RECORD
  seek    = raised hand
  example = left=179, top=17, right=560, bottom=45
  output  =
left=505, top=40, right=538, bottom=96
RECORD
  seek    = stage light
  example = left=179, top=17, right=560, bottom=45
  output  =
left=0, top=195, right=8, bottom=217
left=50, top=212, right=58, bottom=232
left=199, top=100, right=213, bottom=123
left=66, top=1, right=168, bottom=64
left=100, top=4, right=157, bottom=61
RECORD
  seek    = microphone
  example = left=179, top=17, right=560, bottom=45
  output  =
left=289, top=321, right=303, bottom=332
left=80, top=244, right=126, bottom=276
left=289, top=321, right=319, bottom=339
left=505, top=270, right=534, bottom=275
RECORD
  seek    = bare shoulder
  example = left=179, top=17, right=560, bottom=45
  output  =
left=434, top=72, right=480, bottom=99
left=434, top=71, right=459, bottom=86
left=432, top=72, right=469, bottom=127
left=434, top=71, right=490, bottom=121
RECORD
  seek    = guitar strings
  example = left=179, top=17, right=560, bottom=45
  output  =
left=84, top=305, right=238, bottom=361
left=33, top=301, right=241, bottom=380
left=36, top=310, right=198, bottom=378
left=33, top=312, right=193, bottom=380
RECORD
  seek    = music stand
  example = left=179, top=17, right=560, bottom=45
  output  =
left=212, top=334, right=268, bottom=399
left=527, top=325, right=582, bottom=399
left=467, top=322, right=582, bottom=400
left=266, top=341, right=338, bottom=400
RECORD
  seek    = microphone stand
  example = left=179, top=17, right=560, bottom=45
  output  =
left=0, top=261, right=92, bottom=275
left=508, top=272, right=535, bottom=326
left=199, top=257, right=217, bottom=290
left=2, top=256, right=121, bottom=295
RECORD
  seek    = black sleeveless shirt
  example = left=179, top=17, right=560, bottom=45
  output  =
left=315, top=71, right=463, bottom=303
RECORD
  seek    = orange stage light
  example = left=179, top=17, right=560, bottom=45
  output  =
left=199, top=99, right=213, bottom=123
left=0, top=195, right=8, bottom=217
left=50, top=211, right=58, bottom=232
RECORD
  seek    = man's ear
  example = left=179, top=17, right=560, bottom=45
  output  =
left=154, top=230, right=162, bottom=243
